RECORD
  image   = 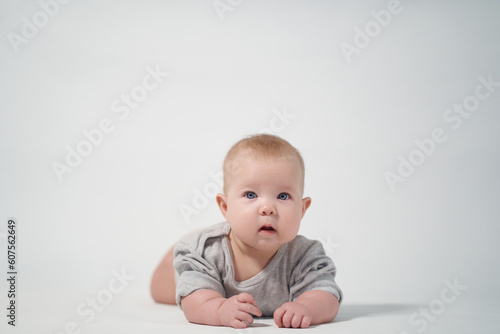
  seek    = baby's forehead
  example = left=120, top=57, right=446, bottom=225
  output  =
left=228, top=156, right=302, bottom=192
left=227, top=154, right=304, bottom=190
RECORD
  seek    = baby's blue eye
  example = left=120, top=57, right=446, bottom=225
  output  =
left=278, top=193, right=290, bottom=200
left=245, top=192, right=257, bottom=199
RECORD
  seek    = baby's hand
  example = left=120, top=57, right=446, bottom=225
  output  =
left=274, top=301, right=313, bottom=328
left=218, top=293, right=262, bottom=328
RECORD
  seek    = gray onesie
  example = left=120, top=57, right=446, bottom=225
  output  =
left=173, top=222, right=343, bottom=317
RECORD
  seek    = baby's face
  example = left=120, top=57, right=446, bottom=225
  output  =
left=217, top=155, right=311, bottom=253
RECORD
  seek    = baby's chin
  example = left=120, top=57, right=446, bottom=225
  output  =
left=233, top=235, right=283, bottom=251
left=253, top=234, right=296, bottom=249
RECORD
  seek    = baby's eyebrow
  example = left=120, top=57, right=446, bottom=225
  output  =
left=237, top=183, right=300, bottom=193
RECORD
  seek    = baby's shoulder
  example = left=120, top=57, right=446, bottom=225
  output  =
left=285, top=235, right=325, bottom=260
left=176, top=221, right=229, bottom=254
left=288, top=234, right=322, bottom=250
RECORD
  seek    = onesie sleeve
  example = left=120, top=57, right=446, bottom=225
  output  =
left=173, top=239, right=226, bottom=307
left=289, top=240, right=343, bottom=303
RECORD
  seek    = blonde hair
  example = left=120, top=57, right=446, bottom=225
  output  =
left=222, top=134, right=305, bottom=194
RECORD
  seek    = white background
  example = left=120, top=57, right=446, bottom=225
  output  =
left=1, top=0, right=499, bottom=331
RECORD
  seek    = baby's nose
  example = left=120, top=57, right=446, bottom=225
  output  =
left=259, top=202, right=276, bottom=215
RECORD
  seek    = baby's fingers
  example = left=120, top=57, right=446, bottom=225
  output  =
left=274, top=306, right=311, bottom=328
left=281, top=308, right=296, bottom=328
left=230, top=318, right=248, bottom=329
left=292, top=313, right=311, bottom=328
left=236, top=292, right=256, bottom=304
left=237, top=300, right=262, bottom=317
left=231, top=311, right=255, bottom=329
left=273, top=306, right=286, bottom=328
left=236, top=293, right=262, bottom=317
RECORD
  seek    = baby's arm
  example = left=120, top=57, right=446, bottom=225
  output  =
left=274, top=290, right=339, bottom=328
left=181, top=290, right=262, bottom=329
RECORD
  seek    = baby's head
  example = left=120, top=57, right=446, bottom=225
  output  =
left=216, top=134, right=311, bottom=253
left=222, top=134, right=306, bottom=195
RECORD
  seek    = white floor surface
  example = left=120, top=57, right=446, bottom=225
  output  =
left=4, top=293, right=499, bottom=334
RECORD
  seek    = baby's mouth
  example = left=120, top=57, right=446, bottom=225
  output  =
left=259, top=225, right=276, bottom=234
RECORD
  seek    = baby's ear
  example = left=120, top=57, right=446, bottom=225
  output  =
left=301, top=197, right=312, bottom=218
left=216, top=193, right=229, bottom=219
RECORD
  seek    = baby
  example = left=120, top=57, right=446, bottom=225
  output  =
left=150, top=134, right=342, bottom=328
